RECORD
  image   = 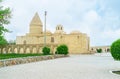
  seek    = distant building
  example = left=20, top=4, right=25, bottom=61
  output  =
left=90, top=46, right=110, bottom=53
left=16, top=12, right=90, bottom=54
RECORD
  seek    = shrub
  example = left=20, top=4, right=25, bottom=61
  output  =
left=42, top=47, right=50, bottom=55
left=110, top=39, right=120, bottom=60
left=56, top=44, right=69, bottom=55
left=96, top=48, right=102, bottom=53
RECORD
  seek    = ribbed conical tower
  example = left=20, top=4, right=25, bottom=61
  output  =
left=29, top=12, right=43, bottom=35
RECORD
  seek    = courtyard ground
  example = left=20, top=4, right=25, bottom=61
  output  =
left=0, top=53, right=120, bottom=79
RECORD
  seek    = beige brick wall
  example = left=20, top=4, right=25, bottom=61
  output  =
left=16, top=13, right=90, bottom=54
left=16, top=32, right=90, bottom=54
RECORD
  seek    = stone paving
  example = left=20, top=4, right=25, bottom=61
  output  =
left=0, top=53, right=120, bottom=79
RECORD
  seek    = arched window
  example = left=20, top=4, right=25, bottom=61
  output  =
left=23, top=40, right=26, bottom=44
left=51, top=37, right=54, bottom=43
left=61, top=27, right=62, bottom=30
left=107, top=49, right=110, bottom=52
left=91, top=48, right=93, bottom=50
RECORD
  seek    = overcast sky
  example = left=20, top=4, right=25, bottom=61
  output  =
left=1, top=0, right=120, bottom=46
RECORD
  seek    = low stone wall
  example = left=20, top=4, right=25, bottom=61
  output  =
left=0, top=55, right=69, bottom=68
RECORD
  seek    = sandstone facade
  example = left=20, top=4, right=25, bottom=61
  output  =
left=16, top=12, right=90, bottom=54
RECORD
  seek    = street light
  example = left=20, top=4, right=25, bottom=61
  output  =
left=44, top=11, right=47, bottom=47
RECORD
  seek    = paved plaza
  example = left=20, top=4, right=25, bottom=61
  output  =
left=0, top=53, right=120, bottom=79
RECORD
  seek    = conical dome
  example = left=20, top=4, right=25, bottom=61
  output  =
left=29, top=12, right=43, bottom=35
left=30, top=12, right=43, bottom=26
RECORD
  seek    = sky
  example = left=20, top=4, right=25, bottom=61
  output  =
left=1, top=0, right=120, bottom=46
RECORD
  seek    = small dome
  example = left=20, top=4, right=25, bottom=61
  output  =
left=57, top=24, right=63, bottom=27
left=70, top=30, right=81, bottom=34
left=56, top=24, right=63, bottom=30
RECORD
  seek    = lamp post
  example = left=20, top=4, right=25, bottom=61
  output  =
left=44, top=11, right=47, bottom=47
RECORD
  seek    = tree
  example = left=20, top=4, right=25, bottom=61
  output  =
left=56, top=44, right=69, bottom=55
left=0, top=0, right=11, bottom=46
left=96, top=48, right=102, bottom=53
left=110, top=39, right=120, bottom=60
left=42, top=47, right=50, bottom=55
left=0, top=35, right=7, bottom=46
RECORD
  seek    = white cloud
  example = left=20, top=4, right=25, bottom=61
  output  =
left=84, top=10, right=101, bottom=23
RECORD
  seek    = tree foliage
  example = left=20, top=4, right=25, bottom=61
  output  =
left=42, top=47, right=50, bottom=55
left=0, top=0, right=11, bottom=46
left=96, top=48, right=102, bottom=53
left=110, top=39, right=120, bottom=60
left=56, top=44, right=69, bottom=55
left=0, top=35, right=7, bottom=46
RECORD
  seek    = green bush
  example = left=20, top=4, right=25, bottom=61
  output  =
left=56, top=44, right=69, bottom=55
left=96, top=48, right=102, bottom=53
left=42, top=47, right=50, bottom=55
left=110, top=39, right=120, bottom=60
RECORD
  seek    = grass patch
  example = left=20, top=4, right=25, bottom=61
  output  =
left=0, top=53, right=44, bottom=60
left=112, top=71, right=120, bottom=75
